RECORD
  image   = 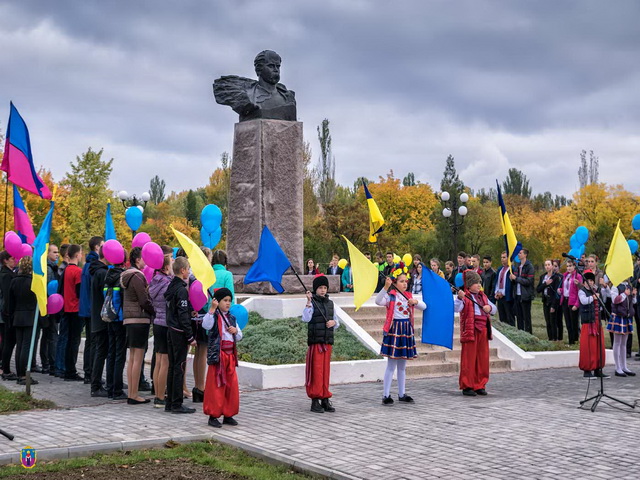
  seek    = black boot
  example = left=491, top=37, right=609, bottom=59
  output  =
left=310, top=399, right=324, bottom=413
left=192, top=387, right=204, bottom=403
left=321, top=398, right=335, bottom=412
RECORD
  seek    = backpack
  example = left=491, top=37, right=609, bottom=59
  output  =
left=101, top=286, right=122, bottom=323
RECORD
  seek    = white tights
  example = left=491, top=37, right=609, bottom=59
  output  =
left=383, top=358, right=407, bottom=397
left=612, top=334, right=630, bottom=374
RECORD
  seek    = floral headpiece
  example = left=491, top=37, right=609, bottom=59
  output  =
left=391, top=262, right=410, bottom=280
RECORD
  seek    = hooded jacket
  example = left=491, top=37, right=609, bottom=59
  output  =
left=8, top=274, right=37, bottom=328
left=89, top=260, right=109, bottom=331
left=79, top=251, right=99, bottom=317
left=120, top=267, right=155, bottom=324
left=149, top=271, right=173, bottom=326
left=164, top=276, right=194, bottom=342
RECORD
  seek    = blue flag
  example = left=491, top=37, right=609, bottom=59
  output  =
left=421, top=266, right=454, bottom=349
left=244, top=226, right=291, bottom=293
left=104, top=201, right=116, bottom=241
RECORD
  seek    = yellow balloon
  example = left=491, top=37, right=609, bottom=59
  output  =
left=393, top=254, right=401, bottom=264
left=402, top=253, right=413, bottom=265
left=338, top=258, right=348, bottom=269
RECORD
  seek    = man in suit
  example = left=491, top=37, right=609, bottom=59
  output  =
left=494, top=252, right=515, bottom=326
left=510, top=248, right=535, bottom=333
left=326, top=257, right=343, bottom=277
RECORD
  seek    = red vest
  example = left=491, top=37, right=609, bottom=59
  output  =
left=383, top=290, right=414, bottom=333
left=460, top=290, right=491, bottom=342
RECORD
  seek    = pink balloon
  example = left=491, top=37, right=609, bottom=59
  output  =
left=132, top=232, right=152, bottom=249
left=143, top=265, right=154, bottom=283
left=103, top=239, right=125, bottom=264
left=47, top=293, right=64, bottom=315
left=4, top=232, right=23, bottom=259
left=189, top=280, right=207, bottom=311
left=21, top=243, right=32, bottom=258
left=141, top=242, right=164, bottom=270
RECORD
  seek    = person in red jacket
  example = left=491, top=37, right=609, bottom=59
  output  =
left=455, top=271, right=497, bottom=396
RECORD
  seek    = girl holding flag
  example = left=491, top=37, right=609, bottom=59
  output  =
left=375, top=263, right=426, bottom=405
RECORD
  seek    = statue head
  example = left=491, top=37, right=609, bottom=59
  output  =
left=254, top=50, right=281, bottom=85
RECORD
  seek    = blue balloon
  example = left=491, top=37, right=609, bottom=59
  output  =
left=454, top=272, right=464, bottom=288
left=569, top=234, right=580, bottom=249
left=633, top=214, right=640, bottom=231
left=568, top=248, right=580, bottom=259
left=513, top=255, right=521, bottom=263
left=575, top=226, right=589, bottom=245
left=230, top=304, right=249, bottom=330
left=125, top=206, right=143, bottom=232
left=200, top=226, right=222, bottom=249
left=47, top=280, right=58, bottom=296
left=172, top=247, right=179, bottom=259
left=578, top=244, right=586, bottom=256
left=628, top=239, right=639, bottom=255
left=201, top=204, right=222, bottom=234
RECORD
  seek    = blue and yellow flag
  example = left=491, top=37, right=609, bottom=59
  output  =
left=343, top=236, right=379, bottom=310
left=172, top=226, right=216, bottom=295
left=104, top=201, right=117, bottom=241
left=496, top=181, right=522, bottom=268
left=363, top=182, right=384, bottom=243
left=31, top=200, right=54, bottom=315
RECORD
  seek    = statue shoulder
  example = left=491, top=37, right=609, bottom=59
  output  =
left=276, top=83, right=295, bottom=100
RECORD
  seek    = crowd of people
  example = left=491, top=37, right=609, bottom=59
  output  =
left=0, top=237, right=242, bottom=428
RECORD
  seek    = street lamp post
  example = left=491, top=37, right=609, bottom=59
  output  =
left=118, top=190, right=151, bottom=237
left=440, top=191, right=469, bottom=258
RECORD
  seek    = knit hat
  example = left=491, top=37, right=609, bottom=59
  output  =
left=464, top=271, right=482, bottom=289
left=213, top=287, right=233, bottom=302
left=583, top=269, right=595, bottom=282
left=312, top=275, right=329, bottom=293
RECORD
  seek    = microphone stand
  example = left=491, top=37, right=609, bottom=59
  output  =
left=579, top=283, right=635, bottom=412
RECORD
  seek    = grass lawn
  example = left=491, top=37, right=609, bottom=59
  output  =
left=0, top=386, right=55, bottom=415
left=238, top=312, right=379, bottom=365
left=498, top=299, right=638, bottom=352
left=0, top=440, right=311, bottom=479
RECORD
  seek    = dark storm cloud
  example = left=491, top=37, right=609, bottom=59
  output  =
left=1, top=0, right=639, bottom=197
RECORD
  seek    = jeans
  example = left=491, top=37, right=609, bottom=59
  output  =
left=515, top=296, right=532, bottom=333
left=543, top=301, right=562, bottom=341
left=563, top=303, right=580, bottom=344
left=106, top=322, right=126, bottom=397
left=90, top=327, right=109, bottom=392
left=55, top=314, right=68, bottom=376
left=64, top=312, right=83, bottom=378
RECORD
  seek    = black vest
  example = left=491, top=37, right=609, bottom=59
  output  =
left=307, top=294, right=335, bottom=346
left=579, top=287, right=597, bottom=325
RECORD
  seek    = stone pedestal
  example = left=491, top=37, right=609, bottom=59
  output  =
left=233, top=275, right=341, bottom=294
left=227, top=119, right=303, bottom=281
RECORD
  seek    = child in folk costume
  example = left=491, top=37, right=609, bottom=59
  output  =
left=202, top=288, right=243, bottom=428
left=302, top=275, right=340, bottom=413
left=607, top=280, right=636, bottom=377
left=455, top=271, right=496, bottom=396
left=578, top=270, right=607, bottom=378
left=375, top=263, right=426, bottom=405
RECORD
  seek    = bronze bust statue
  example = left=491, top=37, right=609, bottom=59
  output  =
left=213, top=50, right=297, bottom=122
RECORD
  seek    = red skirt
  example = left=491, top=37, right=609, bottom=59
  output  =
left=578, top=323, right=605, bottom=372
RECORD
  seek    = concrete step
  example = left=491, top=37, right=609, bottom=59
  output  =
left=406, top=358, right=511, bottom=378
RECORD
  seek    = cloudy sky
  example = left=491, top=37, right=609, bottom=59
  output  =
left=1, top=0, right=639, bottom=198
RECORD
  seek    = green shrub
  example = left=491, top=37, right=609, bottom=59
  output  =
left=493, top=320, right=577, bottom=352
left=238, top=312, right=379, bottom=365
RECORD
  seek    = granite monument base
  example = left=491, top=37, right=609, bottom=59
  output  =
left=233, top=275, right=341, bottom=294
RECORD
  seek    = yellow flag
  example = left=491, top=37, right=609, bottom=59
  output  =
left=343, top=236, right=379, bottom=311
left=363, top=183, right=384, bottom=243
left=172, top=227, right=216, bottom=295
left=604, top=220, right=633, bottom=286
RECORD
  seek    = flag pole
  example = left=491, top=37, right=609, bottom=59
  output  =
left=289, top=265, right=330, bottom=323
left=25, top=307, right=40, bottom=396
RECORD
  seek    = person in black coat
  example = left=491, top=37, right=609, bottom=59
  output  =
left=537, top=259, right=563, bottom=341
left=510, top=248, right=535, bottom=333
left=8, top=256, right=38, bottom=385
left=89, top=248, right=109, bottom=396
left=0, top=251, right=17, bottom=380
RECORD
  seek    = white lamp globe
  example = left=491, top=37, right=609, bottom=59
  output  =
left=442, top=208, right=452, bottom=218
left=458, top=206, right=468, bottom=216
left=460, top=193, right=469, bottom=203
left=441, top=191, right=450, bottom=201
left=118, top=190, right=129, bottom=201
left=136, top=205, right=144, bottom=213
left=141, top=192, right=151, bottom=202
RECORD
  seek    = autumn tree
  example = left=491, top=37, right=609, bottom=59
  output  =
left=432, top=155, right=467, bottom=260
left=502, top=168, right=531, bottom=198
left=58, top=148, right=115, bottom=244
left=316, top=119, right=336, bottom=205
left=578, top=150, right=599, bottom=189
left=403, top=172, right=416, bottom=187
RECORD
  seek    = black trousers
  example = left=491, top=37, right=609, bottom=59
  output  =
left=167, top=329, right=188, bottom=410
left=515, top=296, right=532, bottom=333
left=40, top=317, right=58, bottom=370
left=497, top=298, right=515, bottom=326
left=64, top=312, right=83, bottom=378
left=106, top=322, right=126, bottom=397
left=15, top=325, right=34, bottom=377
left=82, top=316, right=92, bottom=378
left=1, top=319, right=16, bottom=374
left=563, top=303, right=580, bottom=344
left=90, top=327, right=109, bottom=392
left=543, top=302, right=562, bottom=341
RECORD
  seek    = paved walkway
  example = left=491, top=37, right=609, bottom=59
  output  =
left=1, top=367, right=640, bottom=479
